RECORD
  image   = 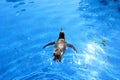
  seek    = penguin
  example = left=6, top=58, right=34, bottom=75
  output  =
left=43, top=29, right=77, bottom=62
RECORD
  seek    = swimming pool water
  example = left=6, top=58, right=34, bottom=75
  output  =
left=0, top=0, right=120, bottom=80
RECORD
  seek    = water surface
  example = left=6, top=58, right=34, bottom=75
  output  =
left=0, top=0, right=120, bottom=80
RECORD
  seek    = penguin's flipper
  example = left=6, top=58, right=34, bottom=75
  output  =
left=43, top=41, right=55, bottom=48
left=66, top=43, right=77, bottom=52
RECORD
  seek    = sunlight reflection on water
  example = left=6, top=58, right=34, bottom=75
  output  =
left=73, top=41, right=110, bottom=79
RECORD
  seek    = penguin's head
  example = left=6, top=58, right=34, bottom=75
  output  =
left=58, top=29, right=65, bottom=39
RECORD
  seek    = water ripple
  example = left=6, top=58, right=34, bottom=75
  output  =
left=0, top=0, right=120, bottom=80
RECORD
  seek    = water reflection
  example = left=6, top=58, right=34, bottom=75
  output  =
left=73, top=41, right=109, bottom=79
left=83, top=43, right=106, bottom=65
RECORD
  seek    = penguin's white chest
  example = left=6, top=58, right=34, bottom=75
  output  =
left=57, top=39, right=65, bottom=49
left=58, top=44, right=64, bottom=49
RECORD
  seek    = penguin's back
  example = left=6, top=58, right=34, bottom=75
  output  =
left=54, top=39, right=66, bottom=55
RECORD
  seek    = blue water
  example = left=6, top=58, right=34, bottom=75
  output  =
left=0, top=0, right=120, bottom=80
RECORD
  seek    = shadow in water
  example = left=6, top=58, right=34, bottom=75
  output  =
left=13, top=2, right=25, bottom=8
left=118, top=6, right=120, bottom=12
left=99, top=0, right=119, bottom=6
left=99, top=0, right=108, bottom=6
left=6, top=0, right=23, bottom=2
